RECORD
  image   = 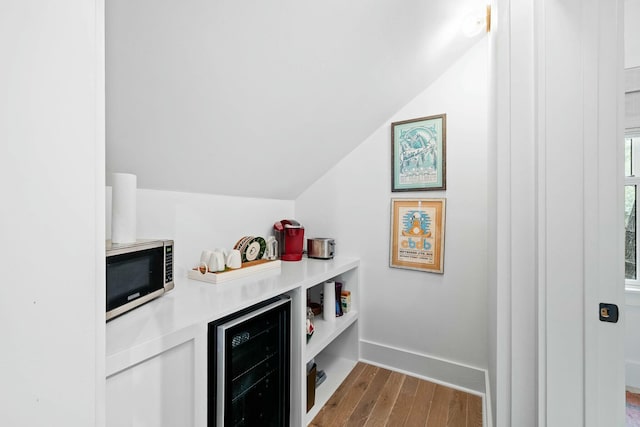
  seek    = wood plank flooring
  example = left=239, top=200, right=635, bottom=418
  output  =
left=310, top=362, right=483, bottom=427
left=627, top=390, right=640, bottom=426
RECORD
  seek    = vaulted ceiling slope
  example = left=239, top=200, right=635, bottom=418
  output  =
left=106, top=0, right=485, bottom=199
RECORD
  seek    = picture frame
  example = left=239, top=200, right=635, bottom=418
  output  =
left=389, top=198, right=446, bottom=273
left=391, top=114, right=446, bottom=192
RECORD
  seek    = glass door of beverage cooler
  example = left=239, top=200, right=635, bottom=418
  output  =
left=208, top=296, right=290, bottom=427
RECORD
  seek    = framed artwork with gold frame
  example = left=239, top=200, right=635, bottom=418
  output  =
left=389, top=198, right=446, bottom=273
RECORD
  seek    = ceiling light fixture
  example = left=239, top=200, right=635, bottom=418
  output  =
left=462, top=4, right=491, bottom=37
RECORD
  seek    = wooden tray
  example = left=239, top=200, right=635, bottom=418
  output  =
left=188, top=259, right=281, bottom=284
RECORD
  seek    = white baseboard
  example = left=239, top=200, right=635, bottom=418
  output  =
left=484, top=369, right=493, bottom=427
left=360, top=339, right=487, bottom=393
left=359, top=339, right=492, bottom=426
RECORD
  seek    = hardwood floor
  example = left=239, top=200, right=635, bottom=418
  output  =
left=309, top=362, right=483, bottom=427
left=627, top=390, right=640, bottom=426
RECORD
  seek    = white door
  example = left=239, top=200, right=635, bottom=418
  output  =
left=494, top=0, right=626, bottom=425
left=541, top=1, right=625, bottom=426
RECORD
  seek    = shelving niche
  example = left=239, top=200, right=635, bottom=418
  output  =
left=303, top=268, right=359, bottom=424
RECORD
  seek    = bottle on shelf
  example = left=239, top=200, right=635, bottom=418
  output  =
left=335, top=282, right=343, bottom=317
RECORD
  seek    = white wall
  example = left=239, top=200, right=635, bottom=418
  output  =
left=626, top=0, right=640, bottom=69
left=105, top=0, right=485, bottom=200
left=626, top=297, right=640, bottom=388
left=0, top=1, right=104, bottom=425
left=107, top=188, right=294, bottom=278
left=296, top=39, right=489, bottom=382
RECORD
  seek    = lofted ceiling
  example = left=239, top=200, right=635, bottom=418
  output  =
left=106, top=0, right=486, bottom=199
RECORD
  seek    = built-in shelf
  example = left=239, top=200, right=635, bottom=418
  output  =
left=302, top=267, right=359, bottom=426
left=306, top=310, right=358, bottom=362
left=306, top=354, right=358, bottom=423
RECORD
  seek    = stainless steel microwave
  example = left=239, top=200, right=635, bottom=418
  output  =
left=106, top=239, right=174, bottom=321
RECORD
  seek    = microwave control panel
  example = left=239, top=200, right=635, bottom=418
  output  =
left=165, top=244, right=174, bottom=284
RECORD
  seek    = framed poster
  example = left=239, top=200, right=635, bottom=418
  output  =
left=389, top=198, right=446, bottom=273
left=391, top=114, right=446, bottom=191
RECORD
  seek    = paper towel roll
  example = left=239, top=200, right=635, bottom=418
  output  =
left=111, top=173, right=137, bottom=243
left=323, top=281, right=336, bottom=322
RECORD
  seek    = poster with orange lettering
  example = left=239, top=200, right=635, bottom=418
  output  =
left=390, top=198, right=446, bottom=273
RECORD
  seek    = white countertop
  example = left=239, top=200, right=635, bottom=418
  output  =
left=105, top=256, right=359, bottom=376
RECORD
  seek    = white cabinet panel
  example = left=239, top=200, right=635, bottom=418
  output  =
left=106, top=340, right=194, bottom=427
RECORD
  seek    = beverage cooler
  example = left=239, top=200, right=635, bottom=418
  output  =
left=208, top=296, right=291, bottom=427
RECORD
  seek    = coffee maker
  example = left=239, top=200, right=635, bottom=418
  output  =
left=273, top=219, right=304, bottom=261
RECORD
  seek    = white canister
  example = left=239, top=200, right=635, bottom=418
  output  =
left=323, top=281, right=336, bottom=322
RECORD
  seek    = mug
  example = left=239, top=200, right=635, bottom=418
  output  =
left=214, top=248, right=228, bottom=258
left=266, top=236, right=278, bottom=260
left=209, top=250, right=226, bottom=272
left=200, top=250, right=213, bottom=265
left=226, top=249, right=242, bottom=269
left=199, top=250, right=214, bottom=273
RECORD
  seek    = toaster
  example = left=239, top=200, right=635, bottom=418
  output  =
left=306, top=238, right=335, bottom=259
